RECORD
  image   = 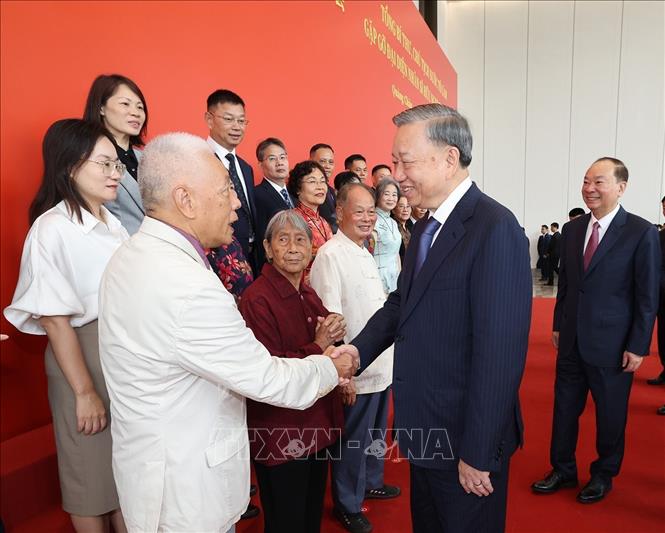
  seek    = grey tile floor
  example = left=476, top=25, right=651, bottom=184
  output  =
left=532, top=268, right=557, bottom=298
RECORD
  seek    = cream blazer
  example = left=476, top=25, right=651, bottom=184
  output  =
left=99, top=217, right=338, bottom=533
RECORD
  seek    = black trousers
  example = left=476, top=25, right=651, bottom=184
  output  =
left=253, top=446, right=333, bottom=533
left=409, top=460, right=510, bottom=533
left=550, top=343, right=633, bottom=481
left=657, top=300, right=665, bottom=373
left=547, top=255, right=559, bottom=283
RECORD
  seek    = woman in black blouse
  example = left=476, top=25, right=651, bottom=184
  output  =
left=83, top=74, right=148, bottom=234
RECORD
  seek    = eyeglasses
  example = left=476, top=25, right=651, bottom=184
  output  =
left=265, top=154, right=288, bottom=163
left=209, top=113, right=249, bottom=127
left=303, top=178, right=328, bottom=186
left=87, top=160, right=126, bottom=176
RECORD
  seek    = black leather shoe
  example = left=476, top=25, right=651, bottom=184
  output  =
left=577, top=477, right=612, bottom=503
left=249, top=484, right=257, bottom=497
left=333, top=508, right=373, bottom=533
left=658, top=405, right=665, bottom=415
left=240, top=503, right=260, bottom=520
left=531, top=471, right=578, bottom=494
left=365, top=484, right=401, bottom=499
left=647, top=373, right=665, bottom=385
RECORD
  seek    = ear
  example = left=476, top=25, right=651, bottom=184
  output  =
left=172, top=185, right=195, bottom=219
left=445, top=146, right=460, bottom=168
left=204, top=111, right=213, bottom=130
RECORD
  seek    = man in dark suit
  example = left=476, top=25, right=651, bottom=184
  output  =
left=205, top=89, right=258, bottom=274
left=253, top=137, right=297, bottom=271
left=310, top=143, right=338, bottom=232
left=648, top=196, right=665, bottom=388
left=333, top=104, right=532, bottom=533
left=537, top=225, right=551, bottom=281
left=546, top=222, right=561, bottom=285
left=532, top=157, right=660, bottom=503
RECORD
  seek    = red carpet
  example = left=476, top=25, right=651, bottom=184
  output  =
left=6, top=299, right=663, bottom=532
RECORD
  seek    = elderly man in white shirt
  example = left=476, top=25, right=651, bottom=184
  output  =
left=98, top=132, right=357, bottom=533
left=310, top=183, right=400, bottom=533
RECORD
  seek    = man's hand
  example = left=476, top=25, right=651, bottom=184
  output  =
left=622, top=351, right=643, bottom=372
left=326, top=344, right=360, bottom=385
left=552, top=331, right=560, bottom=349
left=458, top=459, right=493, bottom=497
left=340, top=379, right=357, bottom=406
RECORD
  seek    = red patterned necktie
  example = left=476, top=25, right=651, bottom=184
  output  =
left=583, top=222, right=600, bottom=271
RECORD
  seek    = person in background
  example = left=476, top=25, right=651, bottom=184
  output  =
left=532, top=157, right=659, bottom=503
left=334, top=170, right=361, bottom=193
left=546, top=222, right=561, bottom=286
left=537, top=225, right=551, bottom=281
left=371, top=164, right=392, bottom=188
left=372, top=178, right=402, bottom=294
left=344, top=154, right=368, bottom=183
left=648, top=196, right=665, bottom=389
left=392, top=195, right=412, bottom=260
left=568, top=207, right=585, bottom=220
left=4, top=119, right=128, bottom=533
left=253, top=137, right=297, bottom=271
left=310, top=143, right=338, bottom=231
left=240, top=210, right=346, bottom=533
left=83, top=73, right=148, bottom=235
left=288, top=161, right=334, bottom=283
left=409, top=205, right=428, bottom=227
left=310, top=184, right=400, bottom=533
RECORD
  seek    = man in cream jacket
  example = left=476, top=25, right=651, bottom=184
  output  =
left=99, top=133, right=356, bottom=533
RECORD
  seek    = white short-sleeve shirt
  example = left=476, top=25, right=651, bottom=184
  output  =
left=4, top=201, right=129, bottom=335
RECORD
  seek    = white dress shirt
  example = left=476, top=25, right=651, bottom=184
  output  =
left=310, top=230, right=393, bottom=394
left=430, top=176, right=473, bottom=245
left=583, top=203, right=621, bottom=252
left=4, top=201, right=128, bottom=334
left=207, top=136, right=251, bottom=206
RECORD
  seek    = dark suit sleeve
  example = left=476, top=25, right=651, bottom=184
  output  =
left=553, top=226, right=569, bottom=332
left=460, top=217, right=532, bottom=472
left=350, top=279, right=402, bottom=371
left=626, top=226, right=661, bottom=355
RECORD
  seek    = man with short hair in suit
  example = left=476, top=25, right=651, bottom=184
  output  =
left=344, top=154, right=368, bottom=183
left=310, top=143, right=338, bottom=232
left=371, top=164, right=392, bottom=188
left=333, top=104, right=532, bottom=533
left=546, top=222, right=561, bottom=285
left=532, top=157, right=660, bottom=503
left=537, top=225, right=551, bottom=281
left=253, top=137, right=297, bottom=271
left=205, top=89, right=258, bottom=274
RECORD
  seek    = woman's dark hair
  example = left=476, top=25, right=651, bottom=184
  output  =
left=333, top=170, right=360, bottom=192
left=287, top=160, right=327, bottom=199
left=29, top=119, right=114, bottom=225
left=83, top=74, right=148, bottom=146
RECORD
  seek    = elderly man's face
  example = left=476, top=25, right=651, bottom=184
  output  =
left=392, top=121, right=449, bottom=210
left=582, top=160, right=626, bottom=218
left=196, top=154, right=240, bottom=248
left=337, top=187, right=377, bottom=245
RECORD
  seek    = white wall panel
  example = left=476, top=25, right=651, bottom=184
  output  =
left=523, top=1, right=575, bottom=265
left=567, top=1, right=623, bottom=208
left=615, top=0, right=665, bottom=222
left=483, top=1, right=529, bottom=222
left=443, top=1, right=486, bottom=188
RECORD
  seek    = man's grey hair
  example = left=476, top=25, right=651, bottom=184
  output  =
left=138, top=132, right=213, bottom=210
left=264, top=209, right=312, bottom=243
left=393, top=104, right=473, bottom=168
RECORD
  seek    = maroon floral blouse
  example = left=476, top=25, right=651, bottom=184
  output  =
left=206, top=236, right=254, bottom=301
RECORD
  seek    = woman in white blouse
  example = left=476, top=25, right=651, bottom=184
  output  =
left=4, top=119, right=129, bottom=533
left=372, top=178, right=403, bottom=294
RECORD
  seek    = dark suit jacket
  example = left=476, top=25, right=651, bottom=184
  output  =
left=553, top=208, right=660, bottom=367
left=318, top=185, right=337, bottom=233
left=547, top=231, right=561, bottom=260
left=352, top=183, right=532, bottom=472
left=254, top=178, right=297, bottom=270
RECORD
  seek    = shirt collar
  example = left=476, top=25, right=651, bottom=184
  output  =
left=430, top=176, right=473, bottom=225
left=57, top=201, right=121, bottom=234
left=161, top=221, right=211, bottom=269
left=265, top=177, right=288, bottom=192
left=261, top=262, right=313, bottom=299
left=296, top=203, right=320, bottom=218
left=590, top=203, right=621, bottom=231
left=335, top=228, right=368, bottom=251
left=207, top=136, right=235, bottom=162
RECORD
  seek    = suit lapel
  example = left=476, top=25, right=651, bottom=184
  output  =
left=399, top=184, right=478, bottom=327
left=584, top=206, right=627, bottom=277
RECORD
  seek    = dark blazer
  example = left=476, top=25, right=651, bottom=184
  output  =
left=234, top=156, right=257, bottom=259
left=253, top=178, right=297, bottom=270
left=352, top=183, right=532, bottom=472
left=553, top=208, right=660, bottom=367
left=547, top=231, right=561, bottom=259
left=318, top=185, right=338, bottom=233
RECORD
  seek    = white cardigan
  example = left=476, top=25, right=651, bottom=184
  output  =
left=99, top=217, right=338, bottom=533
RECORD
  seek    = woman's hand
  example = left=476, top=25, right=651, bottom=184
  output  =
left=75, top=390, right=107, bottom=435
left=314, top=313, right=346, bottom=350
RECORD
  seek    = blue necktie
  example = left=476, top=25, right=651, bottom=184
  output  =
left=413, top=215, right=442, bottom=279
left=280, top=188, right=293, bottom=208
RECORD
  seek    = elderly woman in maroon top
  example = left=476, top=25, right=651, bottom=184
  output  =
left=240, top=210, right=346, bottom=533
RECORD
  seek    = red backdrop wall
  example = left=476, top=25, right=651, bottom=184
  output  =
left=0, top=0, right=456, bottom=442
